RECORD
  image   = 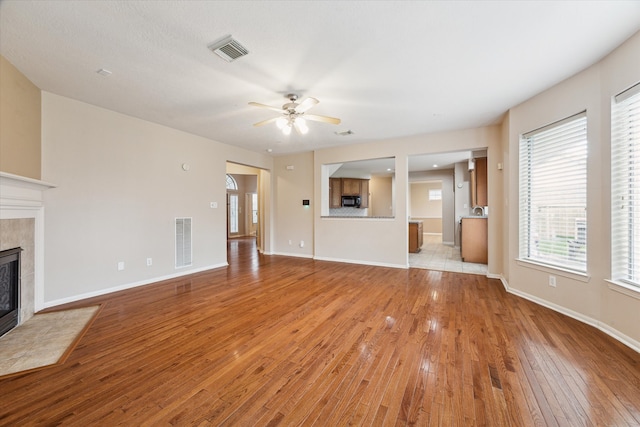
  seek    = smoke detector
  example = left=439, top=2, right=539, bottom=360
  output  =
left=208, top=35, right=249, bottom=62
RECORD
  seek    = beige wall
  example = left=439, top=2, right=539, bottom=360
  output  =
left=369, top=176, right=393, bottom=217
left=41, top=92, right=273, bottom=305
left=273, top=152, right=314, bottom=257
left=410, top=181, right=442, bottom=218
left=504, top=30, right=640, bottom=349
left=409, top=169, right=456, bottom=245
left=0, top=55, right=41, bottom=179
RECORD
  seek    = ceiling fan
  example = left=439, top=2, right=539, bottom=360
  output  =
left=249, top=94, right=341, bottom=135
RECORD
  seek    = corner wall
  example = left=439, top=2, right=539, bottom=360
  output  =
left=504, top=30, right=640, bottom=349
left=0, top=55, right=41, bottom=179
left=41, top=92, right=273, bottom=305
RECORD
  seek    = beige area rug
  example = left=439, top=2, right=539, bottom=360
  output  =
left=0, top=305, right=101, bottom=378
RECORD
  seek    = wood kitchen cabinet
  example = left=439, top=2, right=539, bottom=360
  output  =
left=359, top=179, right=369, bottom=208
left=328, top=178, right=370, bottom=208
left=341, top=178, right=361, bottom=196
left=471, top=157, right=488, bottom=207
left=461, top=217, right=487, bottom=263
left=409, top=221, right=423, bottom=253
left=329, top=178, right=342, bottom=208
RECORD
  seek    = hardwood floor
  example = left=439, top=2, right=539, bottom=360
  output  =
left=2, top=237, right=639, bottom=426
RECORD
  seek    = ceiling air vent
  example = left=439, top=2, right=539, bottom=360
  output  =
left=208, top=35, right=249, bottom=62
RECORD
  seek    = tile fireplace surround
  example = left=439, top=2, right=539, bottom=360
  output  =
left=0, top=172, right=55, bottom=328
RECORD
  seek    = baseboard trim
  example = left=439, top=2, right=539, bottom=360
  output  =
left=497, top=275, right=640, bottom=354
left=42, top=263, right=228, bottom=309
left=273, top=252, right=314, bottom=259
left=313, top=256, right=406, bottom=270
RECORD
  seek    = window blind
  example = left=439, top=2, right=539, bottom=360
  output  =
left=519, top=111, right=588, bottom=272
left=611, top=83, right=640, bottom=287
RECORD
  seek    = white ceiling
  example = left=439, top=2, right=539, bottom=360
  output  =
left=1, top=1, right=639, bottom=157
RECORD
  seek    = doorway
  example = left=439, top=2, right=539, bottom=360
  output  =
left=226, top=162, right=270, bottom=255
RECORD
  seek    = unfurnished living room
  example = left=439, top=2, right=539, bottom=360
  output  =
left=1, top=1, right=639, bottom=425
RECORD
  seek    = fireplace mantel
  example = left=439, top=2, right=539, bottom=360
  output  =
left=0, top=171, right=56, bottom=318
left=0, top=172, right=56, bottom=212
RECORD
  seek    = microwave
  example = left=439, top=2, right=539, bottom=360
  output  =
left=342, top=195, right=361, bottom=208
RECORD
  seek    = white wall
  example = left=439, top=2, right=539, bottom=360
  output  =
left=504, top=30, right=640, bottom=349
left=41, top=92, right=273, bottom=305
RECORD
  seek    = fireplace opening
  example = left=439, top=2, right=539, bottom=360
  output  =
left=0, top=247, right=22, bottom=337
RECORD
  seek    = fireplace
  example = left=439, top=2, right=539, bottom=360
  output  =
left=1, top=172, right=56, bottom=326
left=0, top=247, right=21, bottom=337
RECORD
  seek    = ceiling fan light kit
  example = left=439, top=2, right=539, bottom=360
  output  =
left=249, top=93, right=340, bottom=136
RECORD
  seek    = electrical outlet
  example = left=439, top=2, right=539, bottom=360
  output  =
left=146, top=258, right=153, bottom=266
left=288, top=240, right=292, bottom=245
left=300, top=240, right=305, bottom=248
left=117, top=261, right=125, bottom=271
left=549, top=275, right=556, bottom=287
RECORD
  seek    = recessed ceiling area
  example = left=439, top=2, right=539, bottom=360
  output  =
left=1, top=1, right=639, bottom=154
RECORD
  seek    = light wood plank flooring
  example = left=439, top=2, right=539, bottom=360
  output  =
left=1, top=237, right=639, bottom=425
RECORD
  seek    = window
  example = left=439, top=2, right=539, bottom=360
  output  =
left=229, top=194, right=239, bottom=233
left=612, top=83, right=640, bottom=287
left=226, top=175, right=239, bottom=234
left=429, top=189, right=442, bottom=201
left=519, top=112, right=588, bottom=272
left=252, top=193, right=258, bottom=224
left=226, top=174, right=237, bottom=190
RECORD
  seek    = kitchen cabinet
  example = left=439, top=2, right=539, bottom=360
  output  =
left=328, top=178, right=370, bottom=208
left=461, top=217, right=487, bottom=263
left=329, top=178, right=342, bottom=208
left=409, top=221, right=423, bottom=253
left=360, top=179, right=369, bottom=208
left=341, top=178, right=362, bottom=196
left=471, top=157, right=487, bottom=207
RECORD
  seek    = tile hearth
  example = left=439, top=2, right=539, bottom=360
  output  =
left=0, top=305, right=100, bottom=377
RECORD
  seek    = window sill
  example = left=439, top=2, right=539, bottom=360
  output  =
left=516, top=258, right=590, bottom=282
left=606, top=280, right=640, bottom=300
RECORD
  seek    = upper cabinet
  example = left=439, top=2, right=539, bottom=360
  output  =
left=329, top=178, right=342, bottom=208
left=341, top=178, right=362, bottom=196
left=359, top=179, right=369, bottom=208
left=329, top=178, right=370, bottom=208
left=471, top=157, right=487, bottom=207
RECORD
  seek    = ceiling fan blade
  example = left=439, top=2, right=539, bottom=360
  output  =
left=295, top=97, right=319, bottom=113
left=248, top=101, right=284, bottom=113
left=304, top=114, right=341, bottom=125
left=253, top=116, right=280, bottom=127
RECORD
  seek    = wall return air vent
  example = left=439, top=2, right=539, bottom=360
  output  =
left=175, top=217, right=192, bottom=268
left=208, top=35, right=249, bottom=62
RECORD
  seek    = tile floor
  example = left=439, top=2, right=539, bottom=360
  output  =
left=409, top=234, right=488, bottom=275
left=0, top=305, right=99, bottom=377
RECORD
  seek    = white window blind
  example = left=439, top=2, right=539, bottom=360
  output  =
left=519, top=112, right=588, bottom=272
left=611, top=83, right=640, bottom=287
